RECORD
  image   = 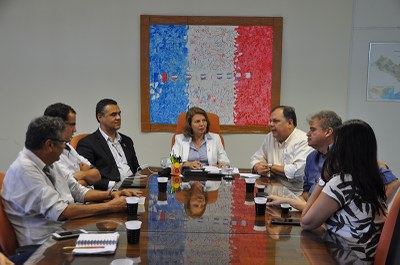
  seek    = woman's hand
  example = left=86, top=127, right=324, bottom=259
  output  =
left=214, top=163, right=230, bottom=168
left=184, top=161, right=203, bottom=169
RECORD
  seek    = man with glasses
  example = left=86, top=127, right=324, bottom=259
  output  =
left=76, top=99, right=140, bottom=191
left=44, top=103, right=101, bottom=186
left=1, top=116, right=142, bottom=247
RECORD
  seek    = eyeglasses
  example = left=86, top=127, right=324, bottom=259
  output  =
left=50, top=139, right=70, bottom=145
left=65, top=122, right=76, bottom=127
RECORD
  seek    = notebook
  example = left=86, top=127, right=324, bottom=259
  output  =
left=72, top=232, right=119, bottom=255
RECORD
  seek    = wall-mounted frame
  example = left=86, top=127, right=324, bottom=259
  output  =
left=141, top=15, right=283, bottom=133
left=367, top=42, right=400, bottom=102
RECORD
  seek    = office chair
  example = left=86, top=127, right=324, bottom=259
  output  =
left=171, top=112, right=224, bottom=148
left=0, top=173, right=44, bottom=259
left=375, top=191, right=400, bottom=265
left=0, top=172, right=19, bottom=256
left=70, top=133, right=89, bottom=149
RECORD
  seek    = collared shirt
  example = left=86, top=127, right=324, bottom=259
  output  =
left=99, top=128, right=133, bottom=185
left=1, top=148, right=89, bottom=246
left=306, top=148, right=397, bottom=197
left=250, top=128, right=313, bottom=195
left=303, top=147, right=329, bottom=195
left=187, top=135, right=210, bottom=165
left=57, top=143, right=92, bottom=176
left=171, top=133, right=230, bottom=166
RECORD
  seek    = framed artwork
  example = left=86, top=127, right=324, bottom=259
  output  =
left=141, top=15, right=283, bottom=133
left=367, top=42, right=400, bottom=102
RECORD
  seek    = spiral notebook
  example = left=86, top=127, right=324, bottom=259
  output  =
left=72, top=232, right=119, bottom=255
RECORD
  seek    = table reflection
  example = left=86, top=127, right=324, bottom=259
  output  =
left=27, top=174, right=339, bottom=264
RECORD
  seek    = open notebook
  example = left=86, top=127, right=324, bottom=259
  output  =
left=72, top=232, right=119, bottom=255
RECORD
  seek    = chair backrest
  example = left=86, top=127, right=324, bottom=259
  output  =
left=375, top=191, right=400, bottom=265
left=70, top=133, right=89, bottom=149
left=0, top=172, right=18, bottom=256
left=171, top=112, right=224, bottom=148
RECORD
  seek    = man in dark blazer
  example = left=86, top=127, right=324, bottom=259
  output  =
left=76, top=99, right=140, bottom=190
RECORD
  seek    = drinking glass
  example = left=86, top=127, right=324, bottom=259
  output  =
left=160, top=157, right=170, bottom=168
left=221, top=165, right=234, bottom=179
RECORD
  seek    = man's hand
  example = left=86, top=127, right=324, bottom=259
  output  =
left=266, top=195, right=287, bottom=206
left=79, top=162, right=91, bottom=171
left=112, top=189, right=143, bottom=198
left=106, top=195, right=129, bottom=212
left=254, top=162, right=270, bottom=175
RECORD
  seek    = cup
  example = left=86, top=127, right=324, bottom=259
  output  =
left=254, top=215, right=266, bottom=231
left=125, top=220, right=142, bottom=244
left=160, top=157, right=170, bottom=168
left=157, top=177, right=168, bottom=192
left=280, top=203, right=292, bottom=217
left=126, top=236, right=141, bottom=260
left=138, top=196, right=146, bottom=205
left=158, top=192, right=167, bottom=202
left=126, top=197, right=139, bottom=216
left=245, top=178, right=256, bottom=193
left=245, top=192, right=254, bottom=205
left=254, top=197, right=267, bottom=215
left=221, top=166, right=234, bottom=178
left=256, top=184, right=265, bottom=192
left=110, top=258, right=134, bottom=265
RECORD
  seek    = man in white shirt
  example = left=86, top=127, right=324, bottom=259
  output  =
left=250, top=105, right=313, bottom=195
left=44, top=103, right=101, bottom=186
left=1, top=116, right=142, bottom=246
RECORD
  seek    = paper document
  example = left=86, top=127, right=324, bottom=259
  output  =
left=203, top=166, right=239, bottom=174
left=240, top=173, right=260, bottom=178
left=72, top=232, right=119, bottom=255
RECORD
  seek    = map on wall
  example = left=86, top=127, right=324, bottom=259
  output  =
left=367, top=42, right=400, bottom=102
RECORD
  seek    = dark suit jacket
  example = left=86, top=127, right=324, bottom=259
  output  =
left=76, top=129, right=140, bottom=190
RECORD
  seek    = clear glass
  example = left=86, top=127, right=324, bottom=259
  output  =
left=221, top=165, right=234, bottom=179
left=160, top=157, right=170, bottom=168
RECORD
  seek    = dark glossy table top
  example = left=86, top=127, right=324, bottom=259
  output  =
left=26, top=174, right=340, bottom=265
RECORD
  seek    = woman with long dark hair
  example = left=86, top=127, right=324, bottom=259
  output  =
left=301, top=119, right=386, bottom=262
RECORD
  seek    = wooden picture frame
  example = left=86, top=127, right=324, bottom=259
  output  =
left=141, top=15, right=282, bottom=133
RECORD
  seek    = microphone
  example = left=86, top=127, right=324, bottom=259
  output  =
left=119, top=138, right=126, bottom=148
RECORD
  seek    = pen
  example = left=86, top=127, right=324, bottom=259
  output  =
left=63, top=246, right=105, bottom=250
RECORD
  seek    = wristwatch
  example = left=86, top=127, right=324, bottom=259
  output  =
left=318, top=177, right=326, bottom=187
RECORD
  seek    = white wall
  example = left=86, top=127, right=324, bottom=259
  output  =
left=349, top=0, right=400, bottom=175
left=0, top=0, right=352, bottom=171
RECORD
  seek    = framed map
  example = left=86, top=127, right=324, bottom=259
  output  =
left=140, top=15, right=283, bottom=133
left=367, top=42, right=400, bottom=102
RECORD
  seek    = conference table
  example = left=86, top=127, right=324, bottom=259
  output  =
left=25, top=171, right=341, bottom=264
